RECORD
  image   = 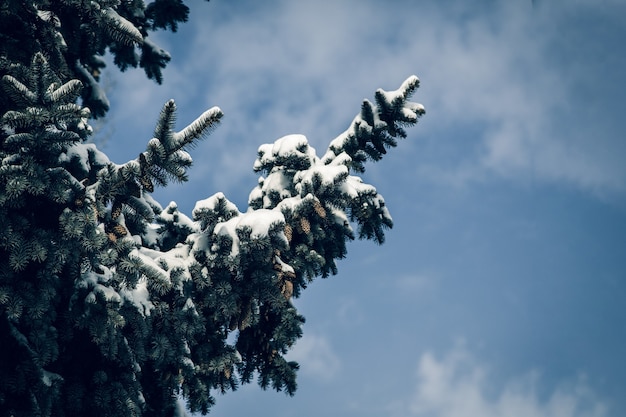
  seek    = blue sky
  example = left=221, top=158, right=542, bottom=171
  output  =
left=102, top=1, right=626, bottom=416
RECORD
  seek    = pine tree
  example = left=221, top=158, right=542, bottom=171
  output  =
left=0, top=1, right=425, bottom=416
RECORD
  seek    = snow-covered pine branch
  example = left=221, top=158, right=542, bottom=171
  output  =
left=324, top=75, right=425, bottom=173
left=174, top=106, right=223, bottom=147
left=0, top=9, right=426, bottom=412
left=1, top=75, right=37, bottom=108
left=141, top=37, right=173, bottom=84
left=45, top=79, right=83, bottom=105
left=102, top=7, right=144, bottom=46
left=74, top=61, right=111, bottom=117
left=142, top=100, right=224, bottom=186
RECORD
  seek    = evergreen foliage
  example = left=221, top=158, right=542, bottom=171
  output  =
left=0, top=1, right=425, bottom=416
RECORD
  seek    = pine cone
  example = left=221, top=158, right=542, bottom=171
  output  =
left=140, top=174, right=154, bottom=192
left=281, top=280, right=293, bottom=300
left=238, top=301, right=253, bottom=330
left=314, top=200, right=326, bottom=218
left=299, top=217, right=311, bottom=234
left=139, top=153, right=154, bottom=192
left=284, top=223, right=293, bottom=242
left=92, top=203, right=100, bottom=222
left=111, top=202, right=122, bottom=220
left=112, top=224, right=128, bottom=237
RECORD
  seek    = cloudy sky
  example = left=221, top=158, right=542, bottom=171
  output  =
left=102, top=1, right=626, bottom=416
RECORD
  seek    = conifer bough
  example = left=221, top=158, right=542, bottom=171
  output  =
left=0, top=1, right=425, bottom=416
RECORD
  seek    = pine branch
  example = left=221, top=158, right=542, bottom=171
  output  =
left=140, top=101, right=223, bottom=186
left=102, top=7, right=144, bottom=46
left=324, top=75, right=425, bottom=172
left=140, top=37, right=172, bottom=84
left=173, top=106, right=223, bottom=148
left=1, top=75, right=37, bottom=108
left=45, top=79, right=83, bottom=104
left=153, top=99, right=177, bottom=149
left=1, top=11, right=426, bottom=413
left=29, top=53, right=56, bottom=101
left=74, top=62, right=110, bottom=118
left=146, top=0, right=190, bottom=32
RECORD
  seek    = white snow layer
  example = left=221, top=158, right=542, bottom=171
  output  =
left=58, top=143, right=110, bottom=172
left=80, top=267, right=122, bottom=304
left=161, top=201, right=197, bottom=231
left=254, top=134, right=316, bottom=170
left=377, top=75, right=420, bottom=104
left=294, top=163, right=348, bottom=196
left=193, top=192, right=240, bottom=219
left=213, top=209, right=286, bottom=257
left=121, top=279, right=154, bottom=317
left=237, top=209, right=285, bottom=238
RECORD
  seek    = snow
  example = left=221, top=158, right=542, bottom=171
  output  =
left=41, top=370, right=61, bottom=388
left=253, top=168, right=295, bottom=208
left=274, top=254, right=295, bottom=275
left=121, top=279, right=154, bottom=317
left=274, top=134, right=311, bottom=156
left=58, top=144, right=89, bottom=172
left=81, top=268, right=123, bottom=304
left=263, top=169, right=292, bottom=196
left=140, top=246, right=189, bottom=277
left=377, top=75, right=420, bottom=103
left=294, top=163, right=348, bottom=196
left=87, top=143, right=110, bottom=166
left=402, top=107, right=417, bottom=121
left=142, top=193, right=163, bottom=212
left=143, top=37, right=171, bottom=61
left=143, top=224, right=160, bottom=247
left=327, top=128, right=353, bottom=155
left=132, top=248, right=166, bottom=272
left=193, top=192, right=240, bottom=220
left=103, top=7, right=143, bottom=45
left=339, top=175, right=377, bottom=199
left=146, top=138, right=163, bottom=158
left=94, top=284, right=121, bottom=303
left=212, top=209, right=286, bottom=257
left=36, top=9, right=60, bottom=26
left=214, top=217, right=241, bottom=257
left=173, top=106, right=222, bottom=144
left=237, top=209, right=285, bottom=238
left=181, top=356, right=195, bottom=369
left=161, top=201, right=197, bottom=231
left=183, top=298, right=196, bottom=312
left=276, top=195, right=307, bottom=215
left=328, top=206, right=349, bottom=226
left=407, top=101, right=426, bottom=117
left=74, top=62, right=110, bottom=112
left=248, top=181, right=264, bottom=205
left=254, top=134, right=316, bottom=170
left=41, top=372, right=51, bottom=387
left=176, top=150, right=193, bottom=166
left=370, top=107, right=388, bottom=129
left=329, top=151, right=353, bottom=167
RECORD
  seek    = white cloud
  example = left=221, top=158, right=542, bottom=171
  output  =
left=105, top=0, right=626, bottom=206
left=331, top=297, right=365, bottom=327
left=408, top=346, right=609, bottom=417
left=394, top=273, right=435, bottom=294
left=400, top=2, right=626, bottom=195
left=286, top=332, right=341, bottom=382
